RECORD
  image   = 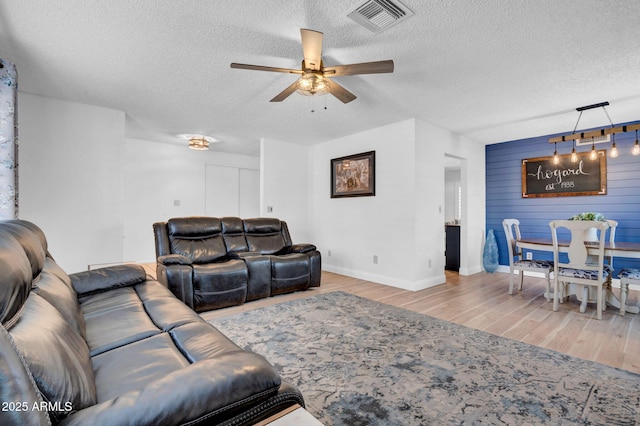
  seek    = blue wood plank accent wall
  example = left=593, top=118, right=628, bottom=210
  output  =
left=486, top=120, right=640, bottom=274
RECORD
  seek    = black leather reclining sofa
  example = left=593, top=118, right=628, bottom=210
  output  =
left=153, top=217, right=321, bottom=312
left=0, top=220, right=304, bottom=425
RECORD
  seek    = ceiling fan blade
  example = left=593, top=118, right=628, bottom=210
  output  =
left=270, top=79, right=300, bottom=102
left=324, top=60, right=394, bottom=77
left=300, top=29, right=323, bottom=71
left=328, top=80, right=357, bottom=104
left=230, top=63, right=303, bottom=74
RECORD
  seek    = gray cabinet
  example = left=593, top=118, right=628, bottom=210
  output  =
left=445, top=225, right=460, bottom=271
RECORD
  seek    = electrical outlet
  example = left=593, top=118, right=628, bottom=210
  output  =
left=526, top=252, right=532, bottom=260
left=373, top=255, right=378, bottom=264
left=328, top=250, right=332, bottom=257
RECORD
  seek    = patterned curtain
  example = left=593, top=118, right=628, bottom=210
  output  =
left=0, top=58, right=18, bottom=220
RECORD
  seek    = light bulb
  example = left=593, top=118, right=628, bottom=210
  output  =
left=610, top=142, right=618, bottom=158
left=633, top=140, right=640, bottom=156
left=553, top=150, right=559, bottom=165
left=570, top=148, right=578, bottom=162
left=590, top=145, right=598, bottom=160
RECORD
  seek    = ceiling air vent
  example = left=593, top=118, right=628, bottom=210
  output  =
left=346, top=0, right=414, bottom=33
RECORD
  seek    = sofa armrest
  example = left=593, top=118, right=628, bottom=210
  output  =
left=59, top=353, right=286, bottom=426
left=157, top=254, right=192, bottom=265
left=288, top=243, right=317, bottom=254
left=70, top=264, right=147, bottom=296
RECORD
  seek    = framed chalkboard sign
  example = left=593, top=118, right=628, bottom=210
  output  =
left=521, top=150, right=607, bottom=198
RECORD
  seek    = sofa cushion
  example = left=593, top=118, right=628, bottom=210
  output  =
left=192, top=260, right=248, bottom=311
left=168, top=217, right=228, bottom=263
left=244, top=218, right=287, bottom=254
left=169, top=321, right=242, bottom=361
left=0, top=326, right=51, bottom=426
left=32, top=258, right=86, bottom=337
left=92, top=333, right=190, bottom=402
left=0, top=231, right=32, bottom=328
left=10, top=293, right=97, bottom=421
left=0, top=221, right=46, bottom=280
left=79, top=286, right=162, bottom=356
left=221, top=216, right=249, bottom=253
left=270, top=253, right=310, bottom=295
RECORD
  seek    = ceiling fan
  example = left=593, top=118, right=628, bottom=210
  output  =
left=230, top=29, right=394, bottom=104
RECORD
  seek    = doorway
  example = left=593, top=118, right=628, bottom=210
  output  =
left=444, top=155, right=462, bottom=273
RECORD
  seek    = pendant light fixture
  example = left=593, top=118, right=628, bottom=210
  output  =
left=570, top=139, right=578, bottom=162
left=609, top=134, right=619, bottom=158
left=549, top=101, right=640, bottom=158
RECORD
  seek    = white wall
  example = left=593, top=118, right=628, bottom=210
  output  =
left=123, top=138, right=259, bottom=263
left=260, top=138, right=310, bottom=243
left=415, top=120, right=485, bottom=276
left=17, top=93, right=260, bottom=271
left=18, top=93, right=125, bottom=273
left=310, top=120, right=427, bottom=289
left=17, top=93, right=485, bottom=285
left=308, top=119, right=486, bottom=290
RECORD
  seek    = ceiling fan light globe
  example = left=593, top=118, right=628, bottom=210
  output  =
left=295, top=73, right=330, bottom=96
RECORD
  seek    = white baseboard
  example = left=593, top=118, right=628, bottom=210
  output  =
left=322, top=265, right=445, bottom=292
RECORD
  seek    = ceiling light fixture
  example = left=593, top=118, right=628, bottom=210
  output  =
left=177, top=134, right=219, bottom=151
left=188, top=137, right=210, bottom=151
left=549, top=101, right=640, bottom=158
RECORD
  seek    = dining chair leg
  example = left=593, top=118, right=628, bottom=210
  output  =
left=508, top=266, right=515, bottom=295
left=597, top=285, right=603, bottom=320
left=553, top=277, right=559, bottom=312
left=544, top=273, right=551, bottom=302
left=518, top=271, right=524, bottom=291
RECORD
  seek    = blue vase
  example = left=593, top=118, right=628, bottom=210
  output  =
left=483, top=229, right=499, bottom=273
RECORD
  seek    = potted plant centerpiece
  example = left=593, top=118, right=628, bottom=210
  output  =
left=569, top=212, right=607, bottom=241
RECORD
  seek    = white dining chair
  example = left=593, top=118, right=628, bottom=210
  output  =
left=502, top=219, right=553, bottom=300
left=549, top=220, right=610, bottom=320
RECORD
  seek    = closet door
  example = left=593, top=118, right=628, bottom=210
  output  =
left=205, top=165, right=260, bottom=218
left=205, top=164, right=239, bottom=217
left=239, top=168, right=260, bottom=218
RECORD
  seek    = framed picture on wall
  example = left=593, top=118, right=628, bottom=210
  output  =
left=331, top=151, right=375, bottom=198
left=521, top=150, right=607, bottom=198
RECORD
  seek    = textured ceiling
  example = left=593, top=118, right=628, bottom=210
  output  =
left=2, top=0, right=640, bottom=156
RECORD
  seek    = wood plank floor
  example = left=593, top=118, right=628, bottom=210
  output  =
left=143, top=265, right=640, bottom=374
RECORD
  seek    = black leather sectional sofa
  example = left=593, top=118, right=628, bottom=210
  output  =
left=153, top=217, right=321, bottom=312
left=0, top=220, right=304, bottom=425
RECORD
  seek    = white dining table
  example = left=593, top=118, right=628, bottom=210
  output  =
left=517, top=238, right=640, bottom=314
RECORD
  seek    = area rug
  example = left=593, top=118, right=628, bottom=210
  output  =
left=209, top=291, right=640, bottom=425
